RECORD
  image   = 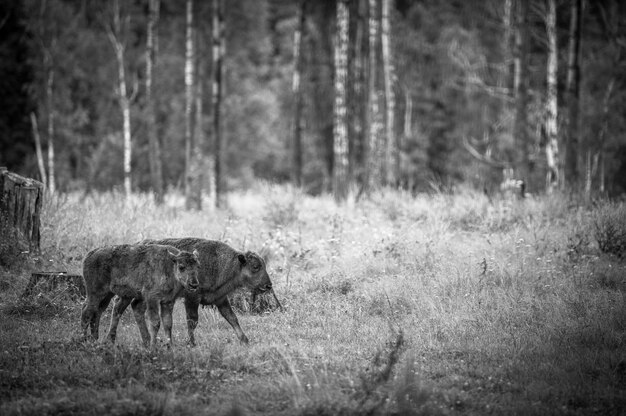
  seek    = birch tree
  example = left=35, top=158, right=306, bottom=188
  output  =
left=187, top=18, right=211, bottom=211
left=106, top=0, right=134, bottom=198
left=146, top=0, right=163, bottom=204
left=292, top=0, right=306, bottom=188
left=381, top=0, right=395, bottom=185
left=333, top=0, right=350, bottom=201
left=514, top=0, right=530, bottom=184
left=354, top=0, right=369, bottom=191
left=184, top=0, right=195, bottom=207
left=367, top=0, right=381, bottom=189
left=545, top=0, right=560, bottom=193
left=29, top=0, right=58, bottom=194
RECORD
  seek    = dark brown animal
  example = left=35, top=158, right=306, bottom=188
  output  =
left=81, top=244, right=200, bottom=348
left=110, top=238, right=274, bottom=345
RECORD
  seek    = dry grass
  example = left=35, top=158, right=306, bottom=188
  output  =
left=0, top=185, right=624, bottom=415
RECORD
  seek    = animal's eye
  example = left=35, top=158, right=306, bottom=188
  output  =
left=178, top=266, right=186, bottom=272
left=252, top=264, right=261, bottom=272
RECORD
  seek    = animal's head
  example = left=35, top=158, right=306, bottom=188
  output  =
left=169, top=248, right=200, bottom=292
left=237, top=251, right=272, bottom=294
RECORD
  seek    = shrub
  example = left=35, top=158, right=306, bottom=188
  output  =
left=593, top=203, right=626, bottom=258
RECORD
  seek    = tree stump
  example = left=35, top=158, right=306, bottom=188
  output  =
left=21, top=272, right=85, bottom=300
left=0, top=167, right=44, bottom=254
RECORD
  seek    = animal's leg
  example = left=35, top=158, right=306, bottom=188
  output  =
left=131, top=298, right=150, bottom=347
left=184, top=298, right=200, bottom=347
left=160, top=301, right=175, bottom=347
left=92, top=293, right=114, bottom=339
left=106, top=296, right=131, bottom=344
left=145, top=299, right=161, bottom=349
left=80, top=298, right=99, bottom=340
left=216, top=298, right=249, bottom=345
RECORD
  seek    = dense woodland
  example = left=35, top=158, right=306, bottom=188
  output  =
left=1, top=0, right=625, bottom=204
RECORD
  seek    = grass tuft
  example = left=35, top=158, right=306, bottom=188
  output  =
left=593, top=202, right=626, bottom=258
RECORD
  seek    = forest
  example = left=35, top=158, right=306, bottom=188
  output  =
left=1, top=0, right=625, bottom=202
left=2, top=1, right=626, bottom=415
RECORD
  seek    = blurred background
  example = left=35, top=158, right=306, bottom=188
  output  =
left=1, top=0, right=625, bottom=205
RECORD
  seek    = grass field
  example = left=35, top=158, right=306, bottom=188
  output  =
left=1, top=185, right=625, bottom=415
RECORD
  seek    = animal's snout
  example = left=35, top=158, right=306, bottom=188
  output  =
left=188, top=277, right=199, bottom=292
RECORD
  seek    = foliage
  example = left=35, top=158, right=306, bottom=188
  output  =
left=593, top=202, right=626, bottom=258
left=1, top=0, right=624, bottom=195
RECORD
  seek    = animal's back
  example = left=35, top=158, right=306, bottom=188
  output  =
left=83, top=244, right=172, bottom=295
left=145, top=238, right=237, bottom=288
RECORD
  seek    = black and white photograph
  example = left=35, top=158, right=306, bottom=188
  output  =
left=0, top=0, right=625, bottom=414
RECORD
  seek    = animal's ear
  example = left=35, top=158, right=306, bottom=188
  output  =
left=238, top=253, right=246, bottom=266
left=258, top=246, right=271, bottom=264
left=192, top=249, right=199, bottom=261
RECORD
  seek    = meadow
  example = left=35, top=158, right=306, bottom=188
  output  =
left=0, top=184, right=624, bottom=415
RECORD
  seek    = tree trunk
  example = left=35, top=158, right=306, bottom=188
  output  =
left=292, top=0, right=306, bottom=188
left=565, top=0, right=582, bottom=189
left=352, top=0, right=369, bottom=191
left=403, top=90, right=412, bottom=141
left=514, top=0, right=530, bottom=186
left=367, top=0, right=381, bottom=189
left=500, top=0, right=513, bottom=171
left=46, top=68, right=55, bottom=194
left=184, top=0, right=195, bottom=207
left=212, top=0, right=224, bottom=208
left=381, top=0, right=395, bottom=186
left=0, top=168, right=44, bottom=254
left=30, top=113, right=47, bottom=186
left=333, top=0, right=350, bottom=201
left=106, top=0, right=133, bottom=198
left=187, top=49, right=206, bottom=211
left=146, top=0, right=164, bottom=204
left=502, top=0, right=513, bottom=95
left=545, top=0, right=560, bottom=193
left=353, top=0, right=369, bottom=193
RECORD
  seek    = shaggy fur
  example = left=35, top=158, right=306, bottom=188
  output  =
left=110, top=238, right=273, bottom=345
left=81, top=244, right=200, bottom=348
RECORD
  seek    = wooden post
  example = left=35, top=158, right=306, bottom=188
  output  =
left=0, top=168, right=44, bottom=253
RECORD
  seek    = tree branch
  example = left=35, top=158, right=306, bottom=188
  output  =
left=462, top=135, right=509, bottom=169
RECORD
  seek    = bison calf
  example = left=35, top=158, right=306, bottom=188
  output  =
left=81, top=244, right=200, bottom=348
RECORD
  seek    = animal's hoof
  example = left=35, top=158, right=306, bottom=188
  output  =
left=240, top=336, right=249, bottom=345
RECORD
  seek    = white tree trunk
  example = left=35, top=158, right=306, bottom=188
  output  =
left=545, top=0, right=560, bottom=193
left=107, top=0, right=133, bottom=198
left=381, top=0, right=395, bottom=185
left=30, top=113, right=47, bottom=185
left=118, top=57, right=132, bottom=198
left=184, top=0, right=194, bottom=203
left=291, top=0, right=305, bottom=188
left=333, top=0, right=350, bottom=201
left=46, top=68, right=55, bottom=194
left=146, top=0, right=163, bottom=203
left=368, top=0, right=381, bottom=188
